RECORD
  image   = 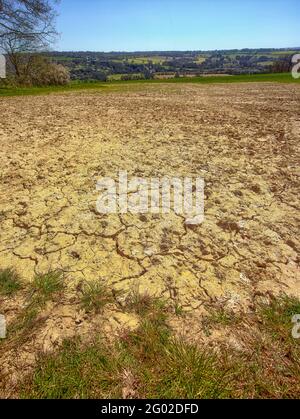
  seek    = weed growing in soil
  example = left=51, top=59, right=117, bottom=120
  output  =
left=81, top=282, right=114, bottom=314
left=0, top=269, right=22, bottom=296
left=29, top=271, right=65, bottom=305
left=124, top=288, right=166, bottom=317
left=1, top=272, right=65, bottom=345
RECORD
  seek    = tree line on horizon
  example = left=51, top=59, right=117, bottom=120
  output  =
left=0, top=1, right=296, bottom=86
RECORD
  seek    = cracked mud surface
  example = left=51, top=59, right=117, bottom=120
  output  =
left=0, top=82, right=300, bottom=392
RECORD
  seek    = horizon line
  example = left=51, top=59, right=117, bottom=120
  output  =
left=52, top=46, right=300, bottom=54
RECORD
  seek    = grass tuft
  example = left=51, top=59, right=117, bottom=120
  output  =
left=0, top=268, right=22, bottom=296
left=3, top=271, right=64, bottom=344
left=205, top=306, right=240, bottom=327
left=81, top=281, right=114, bottom=314
left=159, top=340, right=232, bottom=399
left=124, top=288, right=167, bottom=318
left=260, top=295, right=300, bottom=323
left=29, top=271, right=64, bottom=305
left=20, top=338, right=123, bottom=399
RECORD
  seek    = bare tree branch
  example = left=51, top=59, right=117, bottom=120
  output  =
left=0, top=1, right=59, bottom=47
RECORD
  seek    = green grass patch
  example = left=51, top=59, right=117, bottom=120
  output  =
left=121, top=72, right=299, bottom=84
left=0, top=73, right=299, bottom=97
left=13, top=294, right=300, bottom=399
left=0, top=268, right=22, bottom=296
left=81, top=281, right=114, bottom=314
left=0, top=81, right=110, bottom=97
left=21, top=299, right=232, bottom=399
left=124, top=288, right=166, bottom=317
left=174, top=303, right=184, bottom=317
left=157, top=341, right=232, bottom=399
left=259, top=295, right=300, bottom=341
left=29, top=271, right=64, bottom=305
left=1, top=271, right=64, bottom=345
left=21, top=338, right=123, bottom=399
left=233, top=295, right=300, bottom=398
left=7, top=306, right=40, bottom=342
left=203, top=306, right=241, bottom=329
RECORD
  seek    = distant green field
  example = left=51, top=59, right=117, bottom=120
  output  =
left=107, top=73, right=143, bottom=81
left=0, top=73, right=298, bottom=97
left=127, top=55, right=167, bottom=64
left=270, top=50, right=299, bottom=56
left=122, top=72, right=299, bottom=85
left=195, top=56, right=207, bottom=64
left=0, top=82, right=111, bottom=97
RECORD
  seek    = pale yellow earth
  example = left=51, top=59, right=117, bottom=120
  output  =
left=0, top=82, right=299, bottom=392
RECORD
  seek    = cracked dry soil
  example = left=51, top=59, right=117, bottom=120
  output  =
left=0, top=82, right=299, bottom=391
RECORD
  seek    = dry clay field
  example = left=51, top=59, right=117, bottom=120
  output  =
left=0, top=82, right=300, bottom=395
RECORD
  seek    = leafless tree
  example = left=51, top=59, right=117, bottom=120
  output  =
left=0, top=0, right=58, bottom=44
left=2, top=35, right=42, bottom=76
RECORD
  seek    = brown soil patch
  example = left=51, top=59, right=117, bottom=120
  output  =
left=0, top=82, right=299, bottom=394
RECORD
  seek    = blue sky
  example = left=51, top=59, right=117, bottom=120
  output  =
left=56, top=0, right=299, bottom=51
